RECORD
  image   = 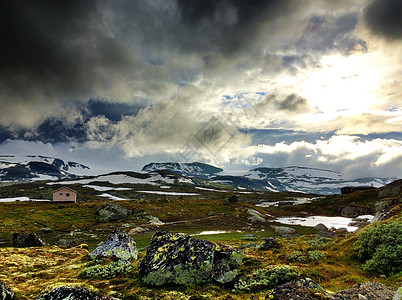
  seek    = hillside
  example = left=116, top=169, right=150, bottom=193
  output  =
left=0, top=178, right=400, bottom=299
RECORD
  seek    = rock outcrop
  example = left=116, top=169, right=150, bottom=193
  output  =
left=90, top=230, right=137, bottom=261
left=315, top=223, right=336, bottom=238
left=247, top=209, right=266, bottom=223
left=12, top=233, right=45, bottom=247
left=271, top=225, right=296, bottom=235
left=0, top=281, right=14, bottom=300
left=138, top=231, right=243, bottom=286
left=265, top=278, right=328, bottom=300
left=378, top=179, right=402, bottom=198
left=96, top=203, right=132, bottom=223
left=340, top=203, right=368, bottom=217
left=331, top=281, right=396, bottom=300
left=260, top=237, right=280, bottom=250
left=35, top=286, right=117, bottom=300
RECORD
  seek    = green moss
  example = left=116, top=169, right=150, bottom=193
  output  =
left=234, top=265, right=300, bottom=292
left=79, top=260, right=133, bottom=279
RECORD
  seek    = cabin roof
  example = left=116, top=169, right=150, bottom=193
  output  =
left=52, top=186, right=78, bottom=194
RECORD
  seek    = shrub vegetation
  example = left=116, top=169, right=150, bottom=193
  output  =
left=356, top=219, right=402, bottom=275
left=234, top=265, right=299, bottom=291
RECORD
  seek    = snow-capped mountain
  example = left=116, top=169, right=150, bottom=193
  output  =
left=141, top=162, right=223, bottom=179
left=243, top=166, right=394, bottom=194
left=142, top=163, right=396, bottom=194
left=0, top=155, right=90, bottom=182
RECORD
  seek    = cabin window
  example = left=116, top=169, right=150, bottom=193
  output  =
left=59, top=193, right=63, bottom=195
left=66, top=193, right=70, bottom=197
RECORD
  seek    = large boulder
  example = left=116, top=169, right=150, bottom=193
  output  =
left=12, top=233, right=45, bottom=247
left=314, top=223, right=336, bottom=238
left=247, top=209, right=266, bottom=223
left=271, top=225, right=297, bottom=235
left=90, top=230, right=137, bottom=261
left=138, top=231, right=243, bottom=286
left=340, top=205, right=368, bottom=217
left=35, top=286, right=118, bottom=300
left=96, top=203, right=132, bottom=223
left=0, top=281, right=14, bottom=300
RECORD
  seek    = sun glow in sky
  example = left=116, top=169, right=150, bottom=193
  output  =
left=301, top=53, right=381, bottom=113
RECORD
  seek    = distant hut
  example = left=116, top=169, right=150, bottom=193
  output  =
left=52, top=187, right=77, bottom=203
left=340, top=185, right=375, bottom=194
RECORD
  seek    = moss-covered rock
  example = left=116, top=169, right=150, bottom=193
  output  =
left=90, top=229, right=137, bottom=261
left=35, top=286, right=117, bottom=300
left=138, top=231, right=243, bottom=286
left=96, top=202, right=132, bottom=223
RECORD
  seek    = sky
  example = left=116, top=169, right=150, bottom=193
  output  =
left=0, top=0, right=401, bottom=179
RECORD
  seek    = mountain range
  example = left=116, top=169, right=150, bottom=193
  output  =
left=0, top=157, right=397, bottom=195
left=0, top=155, right=89, bottom=182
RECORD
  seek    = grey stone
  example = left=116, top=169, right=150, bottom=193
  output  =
left=247, top=209, right=266, bottom=223
left=128, top=226, right=148, bottom=235
left=96, top=203, right=132, bottom=223
left=138, top=231, right=243, bottom=286
left=0, top=281, right=14, bottom=300
left=58, top=238, right=82, bottom=248
left=147, top=216, right=164, bottom=225
left=332, top=282, right=395, bottom=300
left=90, top=229, right=137, bottom=261
left=315, top=223, right=336, bottom=238
left=35, top=286, right=118, bottom=300
left=39, top=228, right=53, bottom=234
left=271, top=225, right=297, bottom=235
left=12, top=233, right=45, bottom=247
left=260, top=237, right=280, bottom=250
left=243, top=234, right=258, bottom=240
left=394, top=287, right=402, bottom=300
left=340, top=205, right=367, bottom=217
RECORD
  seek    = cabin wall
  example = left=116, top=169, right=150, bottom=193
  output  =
left=52, top=189, right=76, bottom=202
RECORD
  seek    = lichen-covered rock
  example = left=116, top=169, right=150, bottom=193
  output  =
left=0, top=281, right=14, bottom=300
left=138, top=231, right=243, bottom=286
left=96, top=203, right=132, bottom=223
left=247, top=209, right=266, bottom=223
left=90, top=229, right=137, bottom=261
left=12, top=233, right=45, bottom=247
left=260, top=237, right=280, bottom=250
left=35, top=286, right=118, bottom=300
left=271, top=225, right=296, bottom=235
left=265, top=278, right=328, bottom=300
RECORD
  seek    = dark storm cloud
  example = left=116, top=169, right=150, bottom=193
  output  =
left=0, top=0, right=141, bottom=127
left=256, top=93, right=311, bottom=114
left=0, top=0, right=99, bottom=95
left=362, top=0, right=402, bottom=40
left=176, top=0, right=290, bottom=54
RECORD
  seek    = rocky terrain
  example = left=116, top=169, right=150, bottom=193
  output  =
left=0, top=172, right=400, bottom=299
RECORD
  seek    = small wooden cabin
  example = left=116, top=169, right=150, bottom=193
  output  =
left=340, top=185, right=375, bottom=194
left=52, top=187, right=77, bottom=203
